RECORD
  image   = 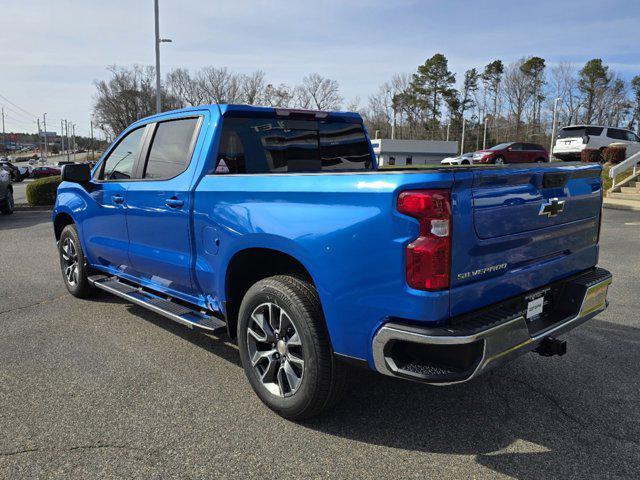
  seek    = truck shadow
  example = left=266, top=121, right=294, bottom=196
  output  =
left=93, top=293, right=639, bottom=478
left=303, top=319, right=640, bottom=479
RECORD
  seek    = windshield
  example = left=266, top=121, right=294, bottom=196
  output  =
left=489, top=143, right=512, bottom=151
left=213, top=117, right=374, bottom=174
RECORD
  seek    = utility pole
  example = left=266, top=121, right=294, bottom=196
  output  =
left=72, top=124, right=76, bottom=162
left=60, top=119, right=65, bottom=155
left=391, top=107, right=396, bottom=140
left=90, top=120, right=95, bottom=161
left=37, top=118, right=42, bottom=159
left=154, top=0, right=172, bottom=114
left=1, top=108, right=5, bottom=150
left=43, top=113, right=49, bottom=160
left=550, top=97, right=561, bottom=161
left=446, top=123, right=450, bottom=142
left=460, top=118, right=466, bottom=155
left=65, top=120, right=70, bottom=162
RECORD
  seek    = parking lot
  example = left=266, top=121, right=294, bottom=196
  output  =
left=0, top=209, right=638, bottom=479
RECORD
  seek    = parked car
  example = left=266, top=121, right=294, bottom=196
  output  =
left=0, top=165, right=14, bottom=214
left=0, top=161, right=24, bottom=182
left=552, top=125, right=640, bottom=161
left=53, top=104, right=611, bottom=420
left=440, top=152, right=475, bottom=165
left=32, top=166, right=60, bottom=178
left=473, top=142, right=549, bottom=164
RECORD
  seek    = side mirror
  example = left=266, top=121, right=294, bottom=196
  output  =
left=61, top=163, right=91, bottom=183
left=507, top=147, right=512, bottom=151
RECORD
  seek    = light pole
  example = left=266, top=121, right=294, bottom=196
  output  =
left=43, top=113, right=48, bottom=159
left=483, top=118, right=488, bottom=150
left=550, top=97, right=561, bottom=160
left=154, top=0, right=172, bottom=114
left=460, top=118, right=466, bottom=155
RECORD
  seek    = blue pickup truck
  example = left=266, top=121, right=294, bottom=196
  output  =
left=53, top=104, right=612, bottom=419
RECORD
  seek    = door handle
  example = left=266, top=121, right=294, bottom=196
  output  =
left=112, top=194, right=124, bottom=204
left=165, top=197, right=184, bottom=208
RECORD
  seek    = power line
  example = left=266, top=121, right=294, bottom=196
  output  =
left=0, top=101, right=35, bottom=123
left=0, top=92, right=37, bottom=118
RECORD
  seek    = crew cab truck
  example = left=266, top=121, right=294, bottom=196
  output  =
left=53, top=104, right=612, bottom=420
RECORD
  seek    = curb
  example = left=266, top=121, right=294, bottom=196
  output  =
left=13, top=204, right=53, bottom=212
left=603, top=201, right=640, bottom=213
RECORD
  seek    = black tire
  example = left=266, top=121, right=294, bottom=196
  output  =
left=493, top=155, right=505, bottom=165
left=237, top=275, right=347, bottom=420
left=461, top=160, right=470, bottom=165
left=58, top=224, right=97, bottom=298
left=0, top=188, right=14, bottom=215
left=535, top=158, right=546, bottom=163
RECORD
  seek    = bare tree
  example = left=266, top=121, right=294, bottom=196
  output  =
left=548, top=63, right=581, bottom=125
left=166, top=68, right=204, bottom=107
left=240, top=71, right=267, bottom=105
left=294, top=73, right=343, bottom=110
left=93, top=65, right=179, bottom=138
left=263, top=83, right=295, bottom=107
left=502, top=59, right=533, bottom=137
left=198, top=67, right=243, bottom=104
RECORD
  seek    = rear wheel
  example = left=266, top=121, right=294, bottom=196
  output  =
left=535, top=158, right=546, bottom=163
left=237, top=275, right=347, bottom=420
left=494, top=156, right=505, bottom=165
left=0, top=189, right=14, bottom=215
left=58, top=224, right=97, bottom=298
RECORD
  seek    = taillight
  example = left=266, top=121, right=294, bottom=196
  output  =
left=582, top=135, right=590, bottom=144
left=397, top=190, right=452, bottom=291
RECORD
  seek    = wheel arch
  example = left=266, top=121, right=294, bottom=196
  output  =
left=224, top=247, right=322, bottom=340
left=53, top=211, right=75, bottom=241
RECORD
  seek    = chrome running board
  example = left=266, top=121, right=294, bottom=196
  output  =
left=89, top=275, right=226, bottom=333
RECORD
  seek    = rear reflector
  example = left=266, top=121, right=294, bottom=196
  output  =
left=398, top=190, right=452, bottom=291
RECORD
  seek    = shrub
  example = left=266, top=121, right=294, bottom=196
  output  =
left=603, top=146, right=626, bottom=164
left=26, top=176, right=62, bottom=206
left=581, top=148, right=601, bottom=163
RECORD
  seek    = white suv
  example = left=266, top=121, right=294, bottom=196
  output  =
left=553, top=125, right=640, bottom=161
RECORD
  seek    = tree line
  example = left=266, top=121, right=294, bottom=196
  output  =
left=93, top=55, right=640, bottom=150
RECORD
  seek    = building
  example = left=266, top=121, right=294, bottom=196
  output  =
left=370, top=139, right=459, bottom=166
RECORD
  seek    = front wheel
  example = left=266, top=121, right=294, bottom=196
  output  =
left=237, top=275, right=347, bottom=420
left=0, top=189, right=14, bottom=215
left=493, top=156, right=505, bottom=165
left=58, top=224, right=97, bottom=298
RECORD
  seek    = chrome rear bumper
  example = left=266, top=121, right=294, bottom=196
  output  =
left=372, top=268, right=612, bottom=385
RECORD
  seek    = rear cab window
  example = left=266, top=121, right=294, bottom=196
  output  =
left=212, top=116, right=374, bottom=174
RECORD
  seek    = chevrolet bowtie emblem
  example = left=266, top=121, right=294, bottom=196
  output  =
left=539, top=198, right=565, bottom=218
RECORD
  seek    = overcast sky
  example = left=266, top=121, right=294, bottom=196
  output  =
left=1, top=0, right=639, bottom=137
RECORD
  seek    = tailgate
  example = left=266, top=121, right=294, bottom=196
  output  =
left=449, top=163, right=602, bottom=316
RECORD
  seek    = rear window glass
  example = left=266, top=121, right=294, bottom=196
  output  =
left=558, top=127, right=603, bottom=139
left=144, top=118, right=199, bottom=179
left=212, top=117, right=373, bottom=174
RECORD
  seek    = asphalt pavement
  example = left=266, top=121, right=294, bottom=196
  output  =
left=0, top=209, right=638, bottom=479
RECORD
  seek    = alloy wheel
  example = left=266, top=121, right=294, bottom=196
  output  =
left=61, top=237, right=79, bottom=287
left=246, top=302, right=305, bottom=397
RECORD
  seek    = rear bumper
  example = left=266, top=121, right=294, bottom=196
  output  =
left=372, top=267, right=612, bottom=385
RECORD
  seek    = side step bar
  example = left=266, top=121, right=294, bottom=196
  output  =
left=89, top=275, right=226, bottom=333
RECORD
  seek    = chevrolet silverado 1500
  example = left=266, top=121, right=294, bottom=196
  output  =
left=53, top=105, right=612, bottom=419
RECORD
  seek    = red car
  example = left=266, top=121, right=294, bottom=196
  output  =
left=473, top=142, right=549, bottom=164
left=31, top=166, right=61, bottom=178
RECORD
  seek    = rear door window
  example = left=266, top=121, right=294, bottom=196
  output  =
left=607, top=128, right=627, bottom=141
left=143, top=118, right=199, bottom=180
left=213, top=117, right=373, bottom=174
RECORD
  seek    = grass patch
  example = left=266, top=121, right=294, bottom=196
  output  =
left=602, top=165, right=635, bottom=192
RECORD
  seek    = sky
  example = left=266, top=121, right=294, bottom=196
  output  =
left=1, top=0, right=639, bottom=138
